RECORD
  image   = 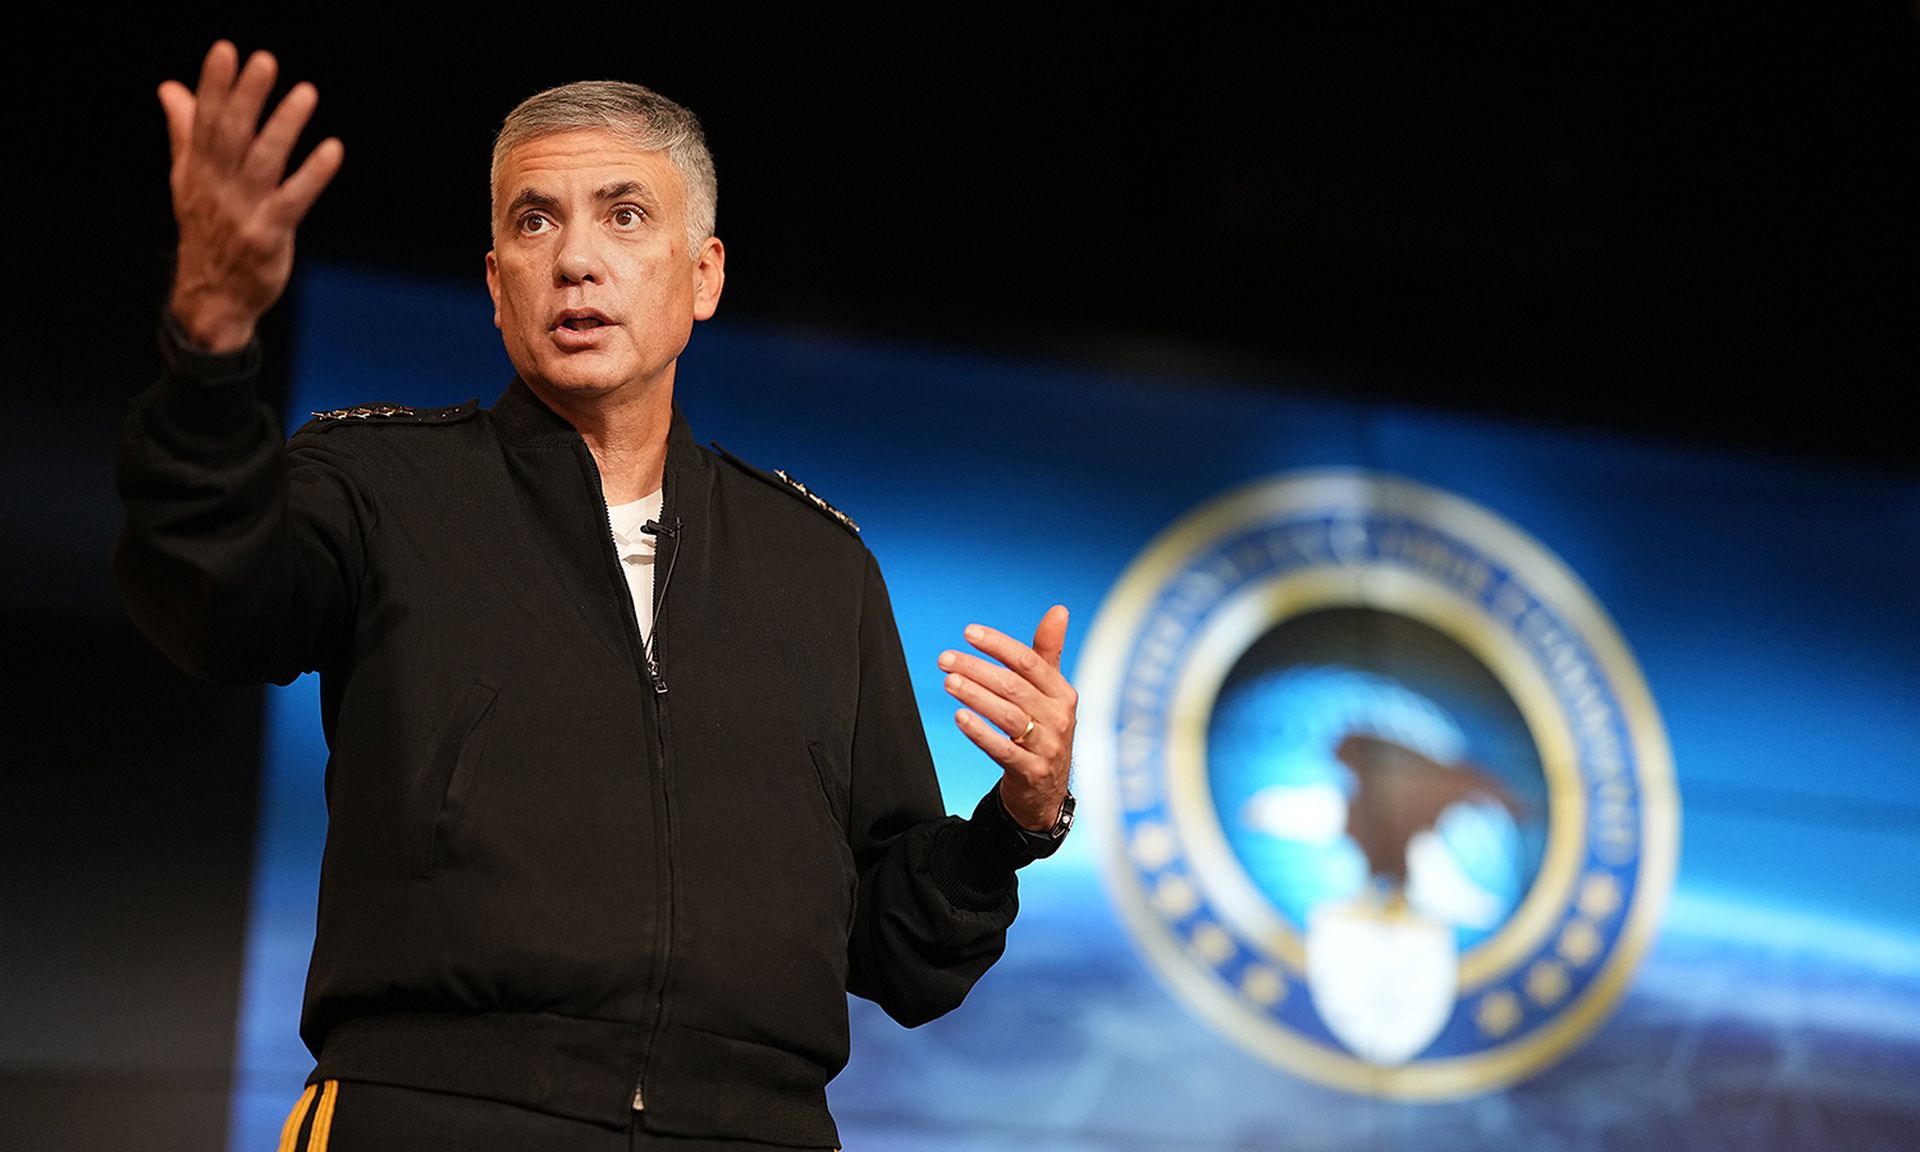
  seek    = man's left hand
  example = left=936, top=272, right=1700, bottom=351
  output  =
left=939, top=605, right=1077, bottom=832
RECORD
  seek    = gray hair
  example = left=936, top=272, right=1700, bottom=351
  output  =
left=491, top=80, right=717, bottom=257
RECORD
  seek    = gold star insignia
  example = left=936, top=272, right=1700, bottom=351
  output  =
left=773, top=469, right=860, bottom=533
left=310, top=403, right=415, bottom=421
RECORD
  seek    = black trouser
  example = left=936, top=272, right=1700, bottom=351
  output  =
left=278, top=1080, right=838, bottom=1152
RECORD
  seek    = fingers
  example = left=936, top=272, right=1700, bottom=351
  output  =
left=939, top=608, right=1078, bottom=748
left=937, top=648, right=1034, bottom=710
left=953, top=708, right=1031, bottom=769
left=220, top=49, right=279, bottom=151
left=958, top=620, right=1074, bottom=702
left=186, top=43, right=291, bottom=174
left=943, top=664, right=1037, bottom=747
left=247, top=80, right=319, bottom=183
left=168, top=40, right=342, bottom=222
left=273, top=136, right=345, bottom=226
left=157, top=81, right=196, bottom=167
left=189, top=41, right=238, bottom=158
left=1031, top=604, right=1069, bottom=669
left=208, top=49, right=277, bottom=168
left=195, top=39, right=238, bottom=103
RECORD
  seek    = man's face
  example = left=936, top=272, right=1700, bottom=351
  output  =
left=486, top=128, right=724, bottom=405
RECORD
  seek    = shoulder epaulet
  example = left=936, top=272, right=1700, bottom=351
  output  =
left=709, top=441, right=861, bottom=536
left=300, top=400, right=480, bottom=433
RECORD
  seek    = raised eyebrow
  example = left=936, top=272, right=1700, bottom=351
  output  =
left=504, top=187, right=560, bottom=218
left=596, top=181, right=659, bottom=209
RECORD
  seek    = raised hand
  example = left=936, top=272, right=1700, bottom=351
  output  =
left=939, top=605, right=1077, bottom=832
left=160, top=41, right=344, bottom=353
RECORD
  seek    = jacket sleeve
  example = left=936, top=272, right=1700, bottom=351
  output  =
left=843, top=549, right=1027, bottom=1027
left=114, top=317, right=367, bottom=686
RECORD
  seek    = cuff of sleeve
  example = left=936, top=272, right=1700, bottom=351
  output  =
left=151, top=309, right=266, bottom=443
left=924, top=794, right=1030, bottom=913
left=158, top=308, right=262, bottom=384
left=926, top=784, right=1048, bottom=913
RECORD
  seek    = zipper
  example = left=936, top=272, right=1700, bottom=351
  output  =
left=584, top=444, right=680, bottom=1115
left=633, top=531, right=678, bottom=1113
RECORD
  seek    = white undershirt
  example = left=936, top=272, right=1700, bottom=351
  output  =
left=607, top=489, right=664, bottom=641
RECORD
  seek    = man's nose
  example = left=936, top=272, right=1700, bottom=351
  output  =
left=556, top=229, right=604, bottom=284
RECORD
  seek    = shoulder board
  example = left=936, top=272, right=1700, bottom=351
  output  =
left=709, top=441, right=861, bottom=536
left=301, top=400, right=479, bottom=433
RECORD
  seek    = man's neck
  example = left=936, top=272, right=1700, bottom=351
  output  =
left=527, top=376, right=673, bottom=505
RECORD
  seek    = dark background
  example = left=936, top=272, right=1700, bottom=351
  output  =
left=3, top=8, right=1914, bottom=1150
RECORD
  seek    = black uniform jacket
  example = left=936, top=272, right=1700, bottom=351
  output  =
left=115, top=329, right=1022, bottom=1148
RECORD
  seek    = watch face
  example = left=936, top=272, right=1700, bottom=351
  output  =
left=1054, top=794, right=1077, bottom=838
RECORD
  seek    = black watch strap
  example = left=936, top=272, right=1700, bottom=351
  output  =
left=972, top=782, right=1075, bottom=866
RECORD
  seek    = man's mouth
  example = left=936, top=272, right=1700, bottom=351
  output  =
left=552, top=309, right=613, bottom=332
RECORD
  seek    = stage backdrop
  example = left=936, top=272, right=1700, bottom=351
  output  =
left=229, top=264, right=1919, bottom=1152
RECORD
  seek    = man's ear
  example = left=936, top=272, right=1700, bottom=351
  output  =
left=485, top=250, right=502, bottom=329
left=692, top=236, right=726, bottom=322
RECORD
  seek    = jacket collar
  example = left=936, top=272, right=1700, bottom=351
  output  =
left=489, top=377, right=709, bottom=488
left=489, top=376, right=581, bottom=445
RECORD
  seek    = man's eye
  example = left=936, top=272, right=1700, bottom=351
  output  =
left=520, top=213, right=553, bottom=235
left=611, top=206, right=645, bottom=228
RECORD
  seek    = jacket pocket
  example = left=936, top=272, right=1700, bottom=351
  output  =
left=803, top=740, right=850, bottom=835
left=805, top=740, right=857, bottom=936
left=409, top=678, right=500, bottom=880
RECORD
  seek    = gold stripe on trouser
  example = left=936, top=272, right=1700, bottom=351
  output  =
left=276, top=1085, right=317, bottom=1152
left=307, top=1080, right=340, bottom=1152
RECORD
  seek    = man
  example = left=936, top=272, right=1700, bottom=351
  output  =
left=118, top=42, right=1077, bottom=1151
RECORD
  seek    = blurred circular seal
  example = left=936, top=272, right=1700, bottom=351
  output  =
left=1075, top=471, right=1679, bottom=1097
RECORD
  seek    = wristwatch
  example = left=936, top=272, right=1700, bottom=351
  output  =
left=974, top=781, right=1076, bottom=865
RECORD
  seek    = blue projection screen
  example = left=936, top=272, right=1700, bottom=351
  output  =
left=229, top=264, right=1920, bottom=1152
